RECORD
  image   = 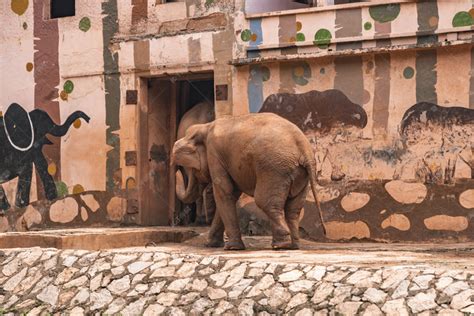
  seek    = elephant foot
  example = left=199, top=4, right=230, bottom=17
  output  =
left=205, top=239, right=225, bottom=248
left=224, top=240, right=246, bottom=251
left=271, top=235, right=294, bottom=250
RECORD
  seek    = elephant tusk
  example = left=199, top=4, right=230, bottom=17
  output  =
left=2, top=112, right=35, bottom=152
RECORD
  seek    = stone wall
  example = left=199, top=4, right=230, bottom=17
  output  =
left=0, top=247, right=473, bottom=315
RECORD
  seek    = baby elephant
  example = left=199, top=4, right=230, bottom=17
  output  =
left=172, top=113, right=326, bottom=250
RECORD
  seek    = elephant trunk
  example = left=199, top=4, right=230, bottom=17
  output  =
left=176, top=168, right=200, bottom=204
left=49, top=111, right=91, bottom=137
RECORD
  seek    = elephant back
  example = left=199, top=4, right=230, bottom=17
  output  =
left=3, top=103, right=34, bottom=151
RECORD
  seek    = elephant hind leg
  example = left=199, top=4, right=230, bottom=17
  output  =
left=284, top=183, right=310, bottom=250
left=254, top=177, right=292, bottom=250
left=0, top=185, right=10, bottom=213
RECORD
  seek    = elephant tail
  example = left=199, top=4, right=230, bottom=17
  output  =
left=303, top=152, right=327, bottom=237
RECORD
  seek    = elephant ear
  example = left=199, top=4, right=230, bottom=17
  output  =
left=3, top=103, right=34, bottom=150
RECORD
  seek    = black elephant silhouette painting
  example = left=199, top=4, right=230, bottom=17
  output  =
left=0, top=103, right=90, bottom=211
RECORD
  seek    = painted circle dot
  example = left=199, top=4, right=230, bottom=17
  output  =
left=11, top=0, right=29, bottom=16
left=363, top=89, right=371, bottom=104
left=22, top=22, right=28, bottom=30
left=452, top=11, right=474, bottom=27
left=289, top=36, right=296, bottom=43
left=73, top=119, right=81, bottom=129
left=470, top=8, right=474, bottom=18
left=261, top=66, right=271, bottom=82
left=296, top=33, right=305, bottom=42
left=26, top=62, right=33, bottom=72
left=60, top=90, right=68, bottom=101
left=0, top=111, right=3, bottom=117
left=241, top=29, right=252, bottom=42
left=79, top=17, right=91, bottom=32
left=403, top=66, right=415, bottom=79
left=63, top=80, right=74, bottom=94
left=364, top=22, right=372, bottom=31
left=48, top=163, right=57, bottom=176
left=250, top=33, right=258, bottom=42
left=72, top=184, right=85, bottom=194
left=55, top=181, right=68, bottom=198
left=428, top=16, right=438, bottom=28
left=314, top=28, right=332, bottom=48
left=294, top=66, right=305, bottom=77
left=126, top=177, right=137, bottom=190
left=296, top=21, right=303, bottom=32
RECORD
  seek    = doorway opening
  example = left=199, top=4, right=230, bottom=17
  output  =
left=137, top=72, right=214, bottom=227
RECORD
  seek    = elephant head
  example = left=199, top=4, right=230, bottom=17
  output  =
left=172, top=124, right=211, bottom=203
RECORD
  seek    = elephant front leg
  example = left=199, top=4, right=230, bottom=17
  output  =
left=0, top=185, right=11, bottom=213
left=15, top=164, right=33, bottom=208
left=34, top=154, right=58, bottom=201
left=206, top=210, right=225, bottom=248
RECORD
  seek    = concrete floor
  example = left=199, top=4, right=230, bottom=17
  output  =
left=1, top=227, right=473, bottom=270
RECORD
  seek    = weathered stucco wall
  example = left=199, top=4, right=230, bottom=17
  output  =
left=233, top=1, right=474, bottom=241
left=1, top=0, right=473, bottom=242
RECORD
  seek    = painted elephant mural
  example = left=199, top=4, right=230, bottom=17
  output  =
left=399, top=102, right=474, bottom=183
left=260, top=89, right=368, bottom=181
left=0, top=103, right=90, bottom=211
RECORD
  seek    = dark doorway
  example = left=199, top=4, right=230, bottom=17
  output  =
left=174, top=78, right=215, bottom=226
left=137, top=73, right=214, bottom=227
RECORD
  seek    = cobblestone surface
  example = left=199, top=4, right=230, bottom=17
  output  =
left=0, top=247, right=473, bottom=315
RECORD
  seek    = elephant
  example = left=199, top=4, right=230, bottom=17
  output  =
left=175, top=101, right=215, bottom=225
left=0, top=102, right=90, bottom=211
left=172, top=113, right=326, bottom=250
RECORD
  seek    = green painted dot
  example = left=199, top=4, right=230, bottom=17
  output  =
left=55, top=181, right=68, bottom=198
left=403, top=66, right=415, bottom=79
left=364, top=21, right=372, bottom=31
left=205, top=0, right=214, bottom=7
left=241, top=29, right=252, bottom=42
left=261, top=66, right=271, bottom=82
left=63, top=80, right=74, bottom=94
left=79, top=17, right=91, bottom=32
left=369, top=4, right=401, bottom=23
left=296, top=33, right=306, bottom=42
left=314, top=29, right=332, bottom=49
left=452, top=11, right=474, bottom=27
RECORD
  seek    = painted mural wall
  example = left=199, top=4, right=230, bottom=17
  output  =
left=234, top=0, right=474, bottom=241
left=0, top=0, right=235, bottom=232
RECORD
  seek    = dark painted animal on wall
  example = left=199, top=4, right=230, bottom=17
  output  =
left=259, top=89, right=368, bottom=133
left=0, top=103, right=90, bottom=211
left=400, top=102, right=474, bottom=135
left=400, top=102, right=474, bottom=180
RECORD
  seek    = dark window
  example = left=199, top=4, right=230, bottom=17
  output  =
left=51, top=0, right=75, bottom=19
left=334, top=0, right=363, bottom=4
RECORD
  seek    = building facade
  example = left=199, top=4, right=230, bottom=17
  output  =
left=1, top=0, right=473, bottom=242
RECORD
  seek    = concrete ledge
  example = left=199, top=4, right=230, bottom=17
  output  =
left=0, top=227, right=199, bottom=250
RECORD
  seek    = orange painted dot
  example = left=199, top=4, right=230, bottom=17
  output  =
left=47, top=163, right=57, bottom=176
left=469, top=8, right=474, bottom=19
left=250, top=33, right=258, bottom=42
left=294, top=66, right=305, bottom=77
left=26, top=62, right=33, bottom=72
left=73, top=119, right=81, bottom=129
left=428, top=16, right=439, bottom=27
left=60, top=90, right=68, bottom=101
left=296, top=21, right=302, bottom=32
left=126, top=177, right=137, bottom=190
left=72, top=184, right=85, bottom=194
left=289, top=36, right=296, bottom=43
left=0, top=111, right=3, bottom=118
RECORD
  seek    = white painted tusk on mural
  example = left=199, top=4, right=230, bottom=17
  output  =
left=3, top=112, right=35, bottom=152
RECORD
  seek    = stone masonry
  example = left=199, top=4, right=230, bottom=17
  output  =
left=0, top=247, right=473, bottom=315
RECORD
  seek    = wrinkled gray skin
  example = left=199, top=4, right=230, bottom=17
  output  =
left=175, top=102, right=215, bottom=224
left=172, top=113, right=326, bottom=250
